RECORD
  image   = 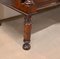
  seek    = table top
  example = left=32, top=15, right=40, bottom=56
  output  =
left=0, top=0, right=60, bottom=15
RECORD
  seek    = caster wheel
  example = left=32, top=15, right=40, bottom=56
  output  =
left=23, top=43, right=31, bottom=50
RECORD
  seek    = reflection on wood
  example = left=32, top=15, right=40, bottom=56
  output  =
left=0, top=0, right=60, bottom=14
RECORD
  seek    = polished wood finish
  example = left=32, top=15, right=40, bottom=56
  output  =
left=0, top=0, right=60, bottom=50
left=24, top=15, right=32, bottom=42
left=0, top=0, right=60, bottom=14
left=23, top=15, right=32, bottom=50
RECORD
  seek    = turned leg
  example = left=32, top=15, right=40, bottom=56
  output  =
left=0, top=23, right=1, bottom=26
left=0, top=21, right=2, bottom=26
left=23, top=15, right=32, bottom=50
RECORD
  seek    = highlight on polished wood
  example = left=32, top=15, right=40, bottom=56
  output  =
left=0, top=0, right=60, bottom=14
left=0, top=0, right=60, bottom=50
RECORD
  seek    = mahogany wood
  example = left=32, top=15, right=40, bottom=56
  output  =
left=0, top=0, right=60, bottom=14
left=24, top=15, right=32, bottom=42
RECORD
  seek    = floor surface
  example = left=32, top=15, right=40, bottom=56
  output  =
left=0, top=7, right=60, bottom=59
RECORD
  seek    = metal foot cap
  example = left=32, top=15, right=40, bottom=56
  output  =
left=23, top=43, right=31, bottom=50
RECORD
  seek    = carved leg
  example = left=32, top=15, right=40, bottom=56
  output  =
left=23, top=15, right=32, bottom=50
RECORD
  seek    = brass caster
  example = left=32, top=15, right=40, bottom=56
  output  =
left=23, top=43, right=31, bottom=50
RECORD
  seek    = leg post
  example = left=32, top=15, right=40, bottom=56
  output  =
left=23, top=15, right=32, bottom=50
left=0, top=21, right=2, bottom=26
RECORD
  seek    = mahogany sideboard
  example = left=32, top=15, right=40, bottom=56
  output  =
left=0, top=0, right=60, bottom=50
